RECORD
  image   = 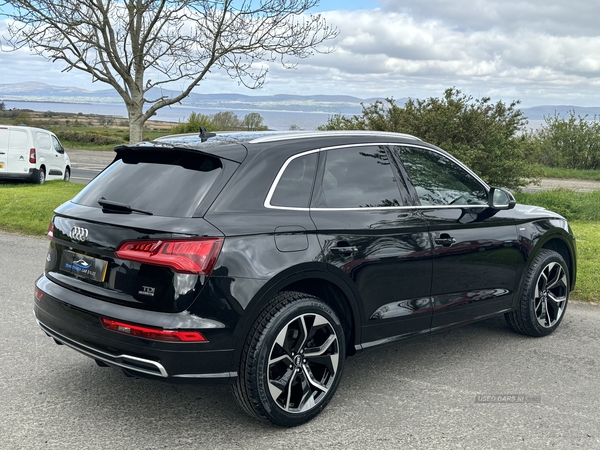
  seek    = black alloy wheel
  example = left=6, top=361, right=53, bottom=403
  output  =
left=233, top=291, right=345, bottom=427
left=505, top=249, right=569, bottom=337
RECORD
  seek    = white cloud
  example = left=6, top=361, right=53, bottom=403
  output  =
left=3, top=1, right=600, bottom=106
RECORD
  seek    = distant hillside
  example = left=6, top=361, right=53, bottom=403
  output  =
left=0, top=82, right=397, bottom=115
left=520, top=105, right=600, bottom=120
left=2, top=82, right=600, bottom=120
left=0, top=82, right=96, bottom=96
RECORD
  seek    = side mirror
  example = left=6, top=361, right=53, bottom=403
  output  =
left=488, top=187, right=516, bottom=210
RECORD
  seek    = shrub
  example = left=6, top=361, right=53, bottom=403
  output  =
left=534, top=111, right=600, bottom=170
left=242, top=112, right=268, bottom=131
left=170, top=112, right=216, bottom=134
left=170, top=111, right=269, bottom=133
left=319, top=88, right=540, bottom=190
left=55, top=130, right=125, bottom=145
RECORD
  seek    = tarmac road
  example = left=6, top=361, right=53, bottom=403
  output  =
left=1, top=231, right=600, bottom=449
left=67, top=149, right=114, bottom=184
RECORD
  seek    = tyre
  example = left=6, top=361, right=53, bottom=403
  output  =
left=505, top=249, right=569, bottom=337
left=64, top=167, right=70, bottom=182
left=233, top=291, right=346, bottom=427
left=36, top=167, right=46, bottom=185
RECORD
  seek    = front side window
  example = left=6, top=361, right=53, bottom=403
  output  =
left=52, top=136, right=63, bottom=153
left=391, top=145, right=487, bottom=206
left=314, top=146, right=402, bottom=208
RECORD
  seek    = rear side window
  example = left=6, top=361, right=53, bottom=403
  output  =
left=314, top=146, right=402, bottom=208
left=72, top=150, right=227, bottom=217
left=270, top=152, right=317, bottom=208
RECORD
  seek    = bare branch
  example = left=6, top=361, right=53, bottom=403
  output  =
left=0, top=0, right=338, bottom=142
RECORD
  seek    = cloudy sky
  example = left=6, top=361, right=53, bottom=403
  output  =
left=1, top=0, right=600, bottom=106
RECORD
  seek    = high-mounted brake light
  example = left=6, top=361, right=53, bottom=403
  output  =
left=29, top=148, right=36, bottom=164
left=100, top=318, right=207, bottom=342
left=115, top=238, right=224, bottom=275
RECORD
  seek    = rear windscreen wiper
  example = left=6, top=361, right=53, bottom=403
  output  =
left=97, top=197, right=153, bottom=215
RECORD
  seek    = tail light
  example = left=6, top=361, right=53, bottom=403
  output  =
left=47, top=220, right=54, bottom=240
left=101, top=318, right=207, bottom=342
left=115, top=238, right=224, bottom=275
left=29, top=148, right=36, bottom=164
left=35, top=286, right=44, bottom=300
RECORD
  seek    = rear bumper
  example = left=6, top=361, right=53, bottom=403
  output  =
left=34, top=274, right=237, bottom=384
left=0, top=168, right=37, bottom=181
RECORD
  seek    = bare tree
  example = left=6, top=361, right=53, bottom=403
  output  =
left=1, top=1, right=337, bottom=142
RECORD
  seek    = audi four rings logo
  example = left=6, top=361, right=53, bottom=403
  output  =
left=69, top=227, right=89, bottom=242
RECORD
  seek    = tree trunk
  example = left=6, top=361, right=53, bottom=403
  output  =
left=128, top=107, right=145, bottom=143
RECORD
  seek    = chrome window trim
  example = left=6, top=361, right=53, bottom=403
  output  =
left=311, top=205, right=489, bottom=212
left=264, top=148, right=321, bottom=209
left=265, top=205, right=490, bottom=212
left=264, top=142, right=490, bottom=211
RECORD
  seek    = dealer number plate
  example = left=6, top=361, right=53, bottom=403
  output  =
left=60, top=250, right=108, bottom=282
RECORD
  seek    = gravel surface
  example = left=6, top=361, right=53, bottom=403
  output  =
left=526, top=178, right=600, bottom=192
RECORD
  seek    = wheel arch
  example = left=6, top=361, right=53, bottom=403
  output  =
left=231, top=264, right=363, bottom=366
left=541, top=237, right=576, bottom=289
left=512, top=223, right=577, bottom=311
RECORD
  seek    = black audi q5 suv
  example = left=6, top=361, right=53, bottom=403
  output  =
left=34, top=130, right=576, bottom=426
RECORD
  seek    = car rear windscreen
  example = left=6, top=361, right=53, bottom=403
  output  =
left=72, top=150, right=227, bottom=217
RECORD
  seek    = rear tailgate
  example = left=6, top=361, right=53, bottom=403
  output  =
left=45, top=145, right=242, bottom=312
left=48, top=210, right=224, bottom=312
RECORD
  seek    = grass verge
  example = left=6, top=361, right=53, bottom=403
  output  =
left=570, top=222, right=600, bottom=303
left=0, top=181, right=84, bottom=235
left=514, top=189, right=600, bottom=221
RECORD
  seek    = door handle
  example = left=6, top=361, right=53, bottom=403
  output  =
left=330, top=246, right=358, bottom=256
left=434, top=234, right=456, bottom=246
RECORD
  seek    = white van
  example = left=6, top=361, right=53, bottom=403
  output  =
left=0, top=125, right=71, bottom=184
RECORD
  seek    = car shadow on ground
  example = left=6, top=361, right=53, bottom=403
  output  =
left=36, top=314, right=528, bottom=434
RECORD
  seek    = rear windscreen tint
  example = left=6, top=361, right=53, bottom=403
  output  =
left=72, top=150, right=226, bottom=217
